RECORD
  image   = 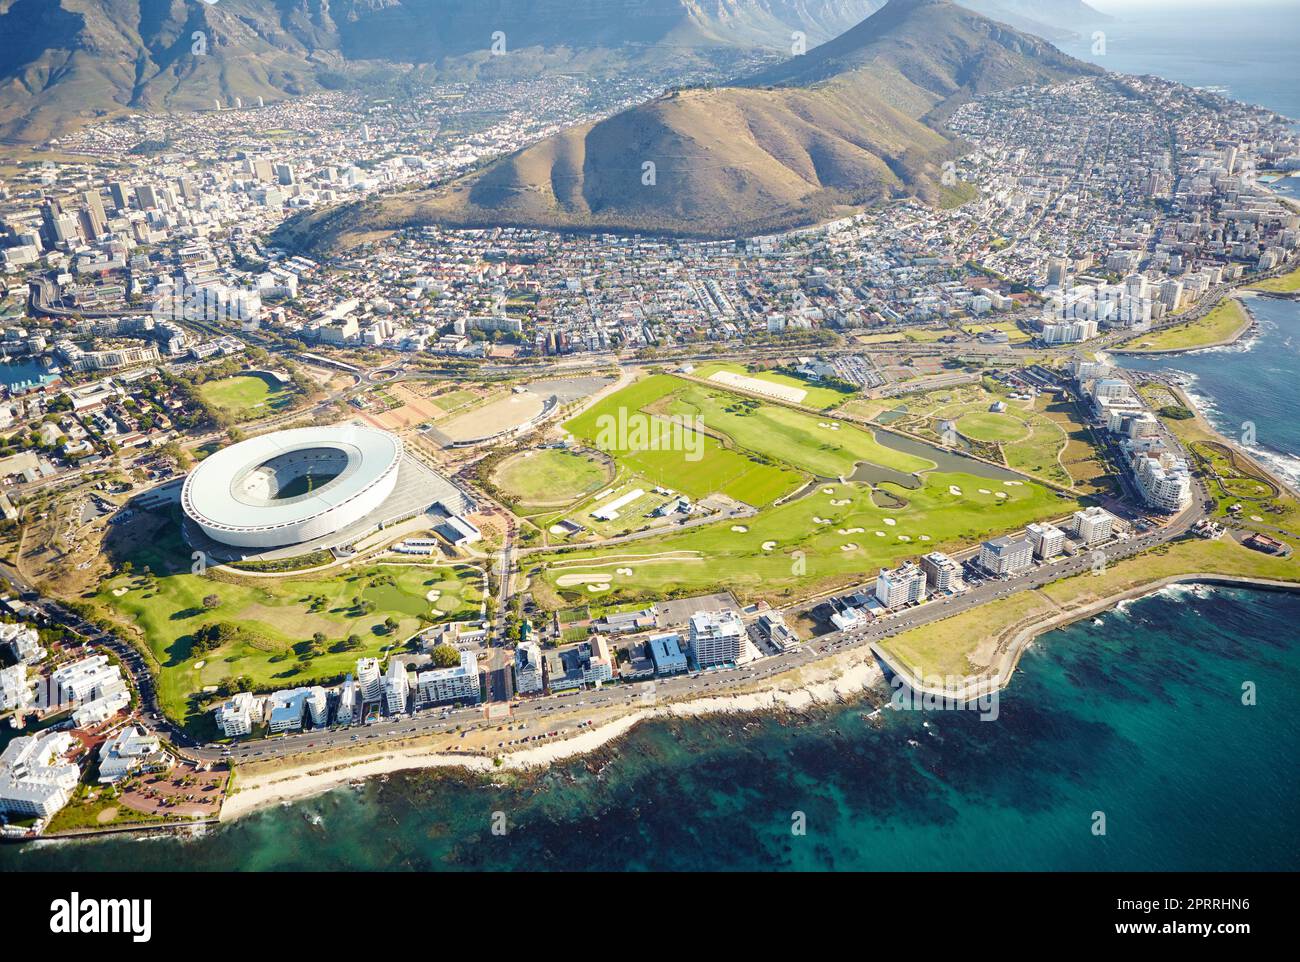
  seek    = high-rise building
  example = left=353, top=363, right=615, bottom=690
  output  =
left=357, top=657, right=383, bottom=702
left=920, top=551, right=963, bottom=593
left=874, top=562, right=927, bottom=609
left=688, top=610, right=744, bottom=669
left=978, top=536, right=1033, bottom=576
left=383, top=660, right=410, bottom=715
left=108, top=181, right=129, bottom=211
left=514, top=641, right=543, bottom=695
left=1026, top=521, right=1066, bottom=559
left=416, top=650, right=480, bottom=706
left=1072, top=507, right=1115, bottom=545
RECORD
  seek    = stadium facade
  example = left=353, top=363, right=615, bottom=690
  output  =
left=182, top=424, right=403, bottom=549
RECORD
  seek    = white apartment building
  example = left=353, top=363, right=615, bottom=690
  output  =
left=0, top=622, right=45, bottom=662
left=267, top=686, right=327, bottom=734
left=514, top=641, right=544, bottom=695
left=97, top=726, right=169, bottom=784
left=1026, top=521, right=1067, bottom=559
left=416, top=650, right=480, bottom=706
left=336, top=676, right=358, bottom=726
left=920, top=551, right=963, bottom=594
left=216, top=691, right=258, bottom=737
left=688, top=610, right=744, bottom=669
left=0, top=731, right=80, bottom=819
left=874, top=562, right=927, bottom=609
left=1072, top=507, right=1116, bottom=545
left=0, top=663, right=31, bottom=713
left=979, top=536, right=1034, bottom=576
left=357, top=657, right=383, bottom=702
left=384, top=660, right=410, bottom=715
left=1132, top=447, right=1193, bottom=512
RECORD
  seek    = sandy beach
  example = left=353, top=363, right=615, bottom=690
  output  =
left=220, top=647, right=885, bottom=820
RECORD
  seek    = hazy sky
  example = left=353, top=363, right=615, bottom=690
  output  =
left=1088, top=0, right=1299, bottom=10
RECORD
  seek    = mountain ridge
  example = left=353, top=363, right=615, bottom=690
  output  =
left=281, top=0, right=1102, bottom=248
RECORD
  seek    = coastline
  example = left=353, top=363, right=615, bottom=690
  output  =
left=217, top=570, right=1299, bottom=823
left=218, top=650, right=885, bottom=821
left=1109, top=293, right=1256, bottom=356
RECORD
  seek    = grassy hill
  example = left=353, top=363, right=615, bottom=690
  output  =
left=283, top=0, right=1101, bottom=249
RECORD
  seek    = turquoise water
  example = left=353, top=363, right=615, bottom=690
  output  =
left=4, top=584, right=1297, bottom=871
left=1119, top=297, right=1300, bottom=488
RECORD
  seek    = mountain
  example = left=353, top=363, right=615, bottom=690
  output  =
left=959, top=0, right=1110, bottom=42
left=0, top=0, right=883, bottom=143
left=287, top=0, right=1100, bottom=247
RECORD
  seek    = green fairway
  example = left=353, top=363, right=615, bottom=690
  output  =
left=94, top=529, right=483, bottom=731
left=492, top=449, right=610, bottom=505
left=531, top=470, right=1074, bottom=608
left=564, top=374, right=804, bottom=504
left=199, top=373, right=296, bottom=417
left=565, top=374, right=929, bottom=492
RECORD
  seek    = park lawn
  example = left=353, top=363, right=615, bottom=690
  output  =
left=660, top=380, right=934, bottom=478
left=493, top=449, right=609, bottom=504
left=879, top=537, right=1300, bottom=680
left=1249, top=264, right=1300, bottom=293
left=691, top=361, right=855, bottom=410
left=531, top=469, right=1073, bottom=608
left=94, top=555, right=482, bottom=730
left=955, top=410, right=1027, bottom=444
left=563, top=374, right=803, bottom=504
left=1117, top=298, right=1249, bottom=352
left=199, top=374, right=295, bottom=417
left=898, top=383, right=1075, bottom=489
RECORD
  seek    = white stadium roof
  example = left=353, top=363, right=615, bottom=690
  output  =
left=182, top=424, right=403, bottom=547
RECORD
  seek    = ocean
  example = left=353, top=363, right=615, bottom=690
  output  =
left=4, top=584, right=1298, bottom=871
left=5, top=1, right=1299, bottom=872
left=1119, top=296, right=1300, bottom=488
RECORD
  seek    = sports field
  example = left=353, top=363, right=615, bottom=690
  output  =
left=492, top=448, right=611, bottom=505
left=93, top=525, right=482, bottom=731
left=199, top=373, right=296, bottom=418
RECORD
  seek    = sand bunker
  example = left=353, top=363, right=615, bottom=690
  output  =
left=840, top=543, right=859, bottom=551
left=875, top=531, right=886, bottom=537
left=615, top=567, right=633, bottom=576
left=978, top=488, right=992, bottom=495
left=830, top=499, right=850, bottom=506
left=1003, top=480, right=1023, bottom=486
left=586, top=585, right=608, bottom=593
left=949, top=485, right=963, bottom=496
left=822, top=487, right=835, bottom=494
left=762, top=541, right=777, bottom=551
left=883, top=517, right=896, bottom=526
left=556, top=573, right=614, bottom=587
left=996, top=492, right=1008, bottom=499
left=813, top=516, right=832, bottom=524
left=112, top=587, right=129, bottom=597
left=425, top=590, right=441, bottom=602
left=837, top=527, right=865, bottom=535
left=193, top=660, right=205, bottom=670
left=919, top=535, right=931, bottom=541
left=730, top=525, right=749, bottom=533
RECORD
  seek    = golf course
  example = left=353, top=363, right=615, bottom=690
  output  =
left=529, top=372, right=1080, bottom=608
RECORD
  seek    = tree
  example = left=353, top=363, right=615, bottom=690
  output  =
left=383, top=616, right=399, bottom=633
left=430, top=644, right=460, bottom=668
left=312, top=631, right=327, bottom=646
left=202, top=594, right=221, bottom=609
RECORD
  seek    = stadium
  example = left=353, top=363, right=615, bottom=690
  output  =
left=182, top=424, right=404, bottom=549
